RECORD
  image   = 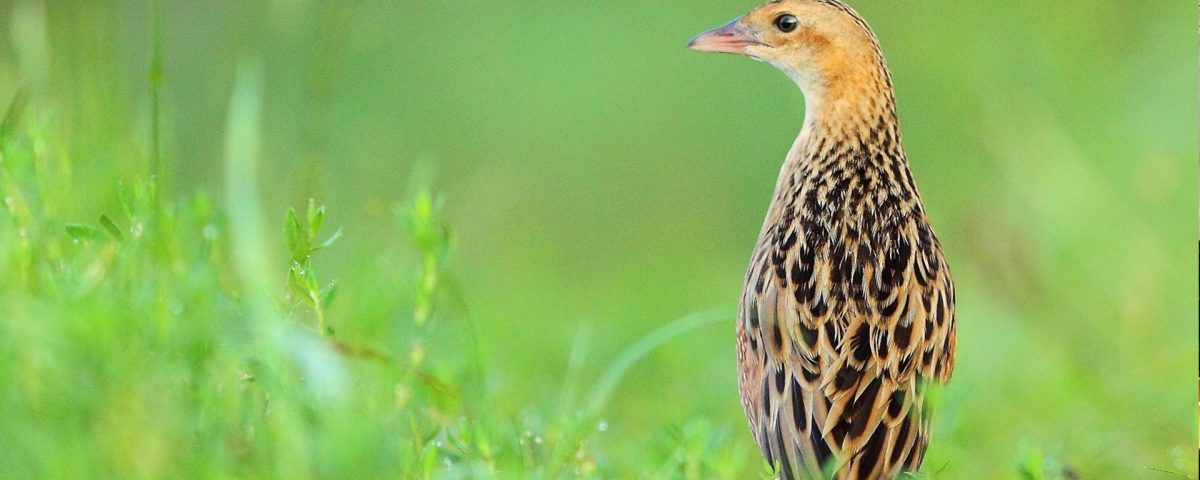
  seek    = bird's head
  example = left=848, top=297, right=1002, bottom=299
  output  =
left=688, top=0, right=884, bottom=96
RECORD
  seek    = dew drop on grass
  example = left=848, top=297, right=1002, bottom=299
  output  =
left=597, top=421, right=608, bottom=432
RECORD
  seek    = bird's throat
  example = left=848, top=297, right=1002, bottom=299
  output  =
left=786, top=50, right=900, bottom=151
left=800, top=78, right=898, bottom=146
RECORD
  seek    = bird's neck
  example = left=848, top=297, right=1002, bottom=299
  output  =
left=768, top=60, right=920, bottom=221
left=785, top=59, right=905, bottom=175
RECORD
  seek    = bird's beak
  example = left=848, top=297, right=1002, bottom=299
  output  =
left=687, top=17, right=758, bottom=55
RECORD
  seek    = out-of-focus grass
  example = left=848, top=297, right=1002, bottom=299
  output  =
left=0, top=67, right=749, bottom=478
left=1, top=0, right=1197, bottom=478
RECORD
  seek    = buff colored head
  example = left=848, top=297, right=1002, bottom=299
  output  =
left=688, top=0, right=885, bottom=96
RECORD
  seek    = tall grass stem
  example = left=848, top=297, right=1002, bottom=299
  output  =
left=585, top=309, right=729, bottom=418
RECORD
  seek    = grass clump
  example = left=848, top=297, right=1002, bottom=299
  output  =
left=0, top=77, right=746, bottom=478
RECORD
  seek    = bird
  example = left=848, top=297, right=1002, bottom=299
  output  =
left=688, top=1, right=956, bottom=478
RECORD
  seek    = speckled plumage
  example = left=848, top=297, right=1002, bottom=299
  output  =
left=690, top=1, right=956, bottom=478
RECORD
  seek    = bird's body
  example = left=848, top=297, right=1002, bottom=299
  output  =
left=689, top=1, right=956, bottom=478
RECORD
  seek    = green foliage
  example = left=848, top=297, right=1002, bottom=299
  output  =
left=0, top=83, right=749, bottom=479
left=1, top=1, right=1197, bottom=479
left=397, top=187, right=452, bottom=352
left=285, top=199, right=342, bottom=334
left=1015, top=443, right=1080, bottom=480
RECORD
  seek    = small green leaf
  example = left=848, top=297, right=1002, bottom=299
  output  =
left=285, top=208, right=301, bottom=255
left=421, top=442, right=438, bottom=477
left=310, top=207, right=325, bottom=239
left=98, top=215, right=124, bottom=243
left=0, top=90, right=27, bottom=143
left=304, top=266, right=320, bottom=293
left=287, top=266, right=308, bottom=303
left=321, top=282, right=339, bottom=307
left=65, top=224, right=106, bottom=243
left=306, top=198, right=324, bottom=238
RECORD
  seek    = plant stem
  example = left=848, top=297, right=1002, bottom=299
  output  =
left=148, top=0, right=163, bottom=182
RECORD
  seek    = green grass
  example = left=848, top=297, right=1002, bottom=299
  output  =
left=1, top=1, right=1198, bottom=478
left=0, top=73, right=749, bottom=479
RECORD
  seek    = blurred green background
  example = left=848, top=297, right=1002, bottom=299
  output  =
left=1, top=0, right=1197, bottom=478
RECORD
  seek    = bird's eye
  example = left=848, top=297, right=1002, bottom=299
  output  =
left=774, top=14, right=798, bottom=33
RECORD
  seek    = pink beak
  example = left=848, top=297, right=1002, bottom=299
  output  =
left=687, top=17, right=760, bottom=55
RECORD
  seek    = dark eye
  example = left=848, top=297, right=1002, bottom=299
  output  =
left=774, top=14, right=798, bottom=33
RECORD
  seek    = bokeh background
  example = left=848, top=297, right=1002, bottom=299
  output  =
left=0, top=0, right=1196, bottom=478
